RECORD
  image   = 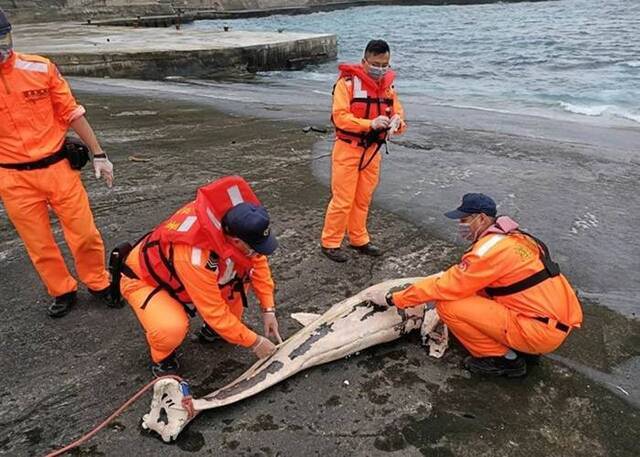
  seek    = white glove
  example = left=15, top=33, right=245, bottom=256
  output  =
left=262, top=310, right=283, bottom=344
left=371, top=115, right=390, bottom=131
left=251, top=335, right=277, bottom=359
left=388, top=114, right=402, bottom=136
left=362, top=287, right=390, bottom=307
left=93, top=154, right=114, bottom=188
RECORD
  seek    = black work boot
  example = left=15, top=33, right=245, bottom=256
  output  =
left=464, top=355, right=527, bottom=378
left=88, top=284, right=123, bottom=308
left=516, top=351, right=542, bottom=366
left=151, top=352, right=180, bottom=378
left=48, top=291, right=78, bottom=318
left=349, top=243, right=383, bottom=257
left=321, top=247, right=349, bottom=263
left=197, top=324, right=221, bottom=344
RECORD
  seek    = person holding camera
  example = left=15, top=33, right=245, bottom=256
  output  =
left=0, top=8, right=115, bottom=317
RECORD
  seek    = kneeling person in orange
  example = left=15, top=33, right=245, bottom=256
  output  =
left=320, top=39, right=406, bottom=262
left=366, top=193, right=582, bottom=377
left=119, top=177, right=282, bottom=377
left=0, top=9, right=115, bottom=317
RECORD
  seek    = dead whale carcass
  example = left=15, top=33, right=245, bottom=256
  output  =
left=142, top=276, right=445, bottom=442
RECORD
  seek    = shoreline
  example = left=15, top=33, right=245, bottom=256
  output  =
left=64, top=77, right=640, bottom=321
left=62, top=75, right=640, bottom=314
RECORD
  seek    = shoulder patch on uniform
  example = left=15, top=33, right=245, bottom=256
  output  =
left=15, top=59, right=48, bottom=74
left=476, top=234, right=506, bottom=257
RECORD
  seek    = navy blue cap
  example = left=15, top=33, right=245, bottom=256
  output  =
left=222, top=202, right=278, bottom=255
left=444, top=193, right=497, bottom=219
left=0, top=9, right=11, bottom=36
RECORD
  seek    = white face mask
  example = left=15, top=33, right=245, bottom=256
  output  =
left=457, top=215, right=481, bottom=242
left=0, top=33, right=13, bottom=63
left=457, top=222, right=473, bottom=241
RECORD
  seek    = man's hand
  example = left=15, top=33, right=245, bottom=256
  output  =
left=263, top=310, right=283, bottom=344
left=93, top=154, right=114, bottom=188
left=362, top=287, right=391, bottom=307
left=388, top=114, right=402, bottom=136
left=251, top=335, right=277, bottom=359
left=371, top=115, right=390, bottom=131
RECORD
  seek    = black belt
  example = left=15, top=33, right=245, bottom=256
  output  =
left=533, top=316, right=570, bottom=333
left=0, top=149, right=66, bottom=170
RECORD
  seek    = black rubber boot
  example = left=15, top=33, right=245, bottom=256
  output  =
left=48, top=291, right=77, bottom=318
left=89, top=284, right=123, bottom=308
left=464, top=355, right=527, bottom=378
left=321, top=247, right=349, bottom=263
left=516, top=351, right=542, bottom=366
left=349, top=243, right=383, bottom=257
left=151, top=352, right=180, bottom=378
left=197, top=324, right=221, bottom=344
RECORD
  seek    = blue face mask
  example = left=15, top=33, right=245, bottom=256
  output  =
left=367, top=65, right=388, bottom=80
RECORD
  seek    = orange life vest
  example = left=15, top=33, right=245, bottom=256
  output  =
left=136, top=176, right=260, bottom=305
left=332, top=63, right=397, bottom=147
left=478, top=217, right=562, bottom=299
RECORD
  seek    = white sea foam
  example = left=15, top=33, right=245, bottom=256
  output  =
left=559, top=102, right=611, bottom=116
left=559, top=102, right=640, bottom=124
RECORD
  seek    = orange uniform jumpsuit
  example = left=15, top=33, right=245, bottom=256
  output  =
left=121, top=242, right=275, bottom=363
left=321, top=64, right=406, bottom=249
left=0, top=52, right=109, bottom=297
left=392, top=229, right=583, bottom=357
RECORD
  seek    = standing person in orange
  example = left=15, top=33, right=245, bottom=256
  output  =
left=366, top=193, right=583, bottom=377
left=0, top=9, right=116, bottom=318
left=116, top=176, right=282, bottom=377
left=321, top=39, right=406, bottom=263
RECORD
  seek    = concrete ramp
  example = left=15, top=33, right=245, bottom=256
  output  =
left=12, top=22, right=336, bottom=79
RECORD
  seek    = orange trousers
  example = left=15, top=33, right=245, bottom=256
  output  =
left=0, top=160, right=110, bottom=297
left=436, top=295, right=568, bottom=357
left=321, top=140, right=382, bottom=248
left=121, top=274, right=245, bottom=363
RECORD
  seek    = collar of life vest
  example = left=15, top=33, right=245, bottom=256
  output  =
left=481, top=216, right=520, bottom=237
left=0, top=47, right=15, bottom=69
left=194, top=176, right=262, bottom=261
left=338, top=63, right=396, bottom=91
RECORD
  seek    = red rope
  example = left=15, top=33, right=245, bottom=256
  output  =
left=44, top=375, right=184, bottom=457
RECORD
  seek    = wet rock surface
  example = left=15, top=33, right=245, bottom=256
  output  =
left=0, top=93, right=638, bottom=456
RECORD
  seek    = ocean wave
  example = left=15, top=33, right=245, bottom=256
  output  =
left=620, top=61, right=640, bottom=68
left=559, top=102, right=640, bottom=124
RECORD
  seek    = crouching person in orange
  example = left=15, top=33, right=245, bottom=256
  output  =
left=117, top=176, right=282, bottom=377
left=320, top=39, right=406, bottom=263
left=0, top=8, right=115, bottom=318
left=366, top=193, right=582, bottom=377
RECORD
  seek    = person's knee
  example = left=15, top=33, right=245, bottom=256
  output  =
left=147, top=320, right=189, bottom=353
left=328, top=194, right=355, bottom=212
left=435, top=300, right=455, bottom=321
left=72, top=225, right=101, bottom=250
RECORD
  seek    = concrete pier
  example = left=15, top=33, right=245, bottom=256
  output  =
left=13, top=23, right=336, bottom=79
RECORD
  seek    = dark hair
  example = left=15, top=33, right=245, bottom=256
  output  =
left=364, top=40, right=390, bottom=57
